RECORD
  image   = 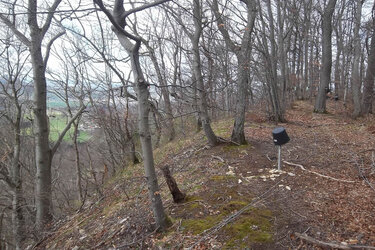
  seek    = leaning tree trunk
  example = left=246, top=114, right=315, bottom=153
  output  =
left=132, top=51, right=167, bottom=229
left=314, top=0, right=337, bottom=113
left=351, top=0, right=363, bottom=118
left=362, top=4, right=375, bottom=115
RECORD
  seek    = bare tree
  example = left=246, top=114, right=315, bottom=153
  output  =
left=351, top=0, right=364, bottom=118
left=93, top=0, right=171, bottom=230
left=0, top=0, right=87, bottom=230
left=314, top=0, right=337, bottom=113
left=211, top=0, right=257, bottom=144
left=362, top=1, right=375, bottom=115
left=0, top=35, right=29, bottom=249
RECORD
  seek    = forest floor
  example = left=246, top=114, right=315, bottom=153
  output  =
left=35, top=100, right=375, bottom=249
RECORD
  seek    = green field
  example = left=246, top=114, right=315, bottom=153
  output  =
left=49, top=116, right=91, bottom=143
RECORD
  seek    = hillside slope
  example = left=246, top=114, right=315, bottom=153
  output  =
left=35, top=100, right=375, bottom=249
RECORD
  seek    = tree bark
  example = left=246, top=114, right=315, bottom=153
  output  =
left=161, top=165, right=186, bottom=203
left=212, top=0, right=256, bottom=144
left=191, top=0, right=218, bottom=146
left=351, top=0, right=364, bottom=118
left=314, top=0, right=337, bottom=113
left=362, top=3, right=375, bottom=115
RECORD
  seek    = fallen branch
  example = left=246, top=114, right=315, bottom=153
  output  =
left=352, top=154, right=375, bottom=193
left=212, top=155, right=225, bottom=163
left=283, top=161, right=355, bottom=183
left=217, top=136, right=241, bottom=146
left=295, top=232, right=375, bottom=249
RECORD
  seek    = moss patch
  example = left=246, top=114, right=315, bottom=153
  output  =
left=223, top=143, right=250, bottom=152
left=223, top=207, right=273, bottom=248
left=181, top=215, right=223, bottom=234
left=209, top=175, right=236, bottom=182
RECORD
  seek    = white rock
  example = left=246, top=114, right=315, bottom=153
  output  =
left=288, top=172, right=296, bottom=176
left=238, top=179, right=242, bottom=184
left=226, top=170, right=235, bottom=176
left=285, top=186, right=291, bottom=190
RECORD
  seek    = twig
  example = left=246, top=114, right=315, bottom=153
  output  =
left=353, top=155, right=375, bottom=193
left=295, top=232, right=375, bottom=249
left=211, top=155, right=225, bottom=163
left=217, top=136, right=241, bottom=146
left=283, top=161, right=355, bottom=183
left=116, top=226, right=159, bottom=249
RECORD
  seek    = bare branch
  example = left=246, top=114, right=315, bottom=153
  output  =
left=41, top=0, right=63, bottom=37
left=51, top=105, right=86, bottom=156
left=0, top=14, right=31, bottom=47
left=123, top=0, right=171, bottom=19
left=44, top=30, right=66, bottom=66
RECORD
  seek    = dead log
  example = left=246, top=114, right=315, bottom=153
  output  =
left=295, top=232, right=375, bottom=249
left=161, top=165, right=186, bottom=203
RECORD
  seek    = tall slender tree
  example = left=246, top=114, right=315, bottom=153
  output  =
left=314, top=0, right=337, bottom=113
left=93, top=0, right=171, bottom=230
left=211, top=0, right=257, bottom=144
left=0, top=0, right=86, bottom=230
left=351, top=0, right=364, bottom=118
left=362, top=1, right=375, bottom=115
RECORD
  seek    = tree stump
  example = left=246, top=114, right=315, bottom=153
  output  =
left=161, top=165, right=186, bottom=203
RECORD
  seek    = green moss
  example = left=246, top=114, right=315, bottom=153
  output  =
left=165, top=215, right=174, bottom=228
left=181, top=215, right=222, bottom=234
left=184, top=195, right=201, bottom=202
left=221, top=201, right=248, bottom=215
left=210, top=175, right=236, bottom=182
left=223, top=143, right=251, bottom=153
left=223, top=208, right=273, bottom=248
left=189, top=203, right=201, bottom=209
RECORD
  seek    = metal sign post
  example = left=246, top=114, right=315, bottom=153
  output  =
left=272, top=127, right=290, bottom=171
left=277, top=145, right=282, bottom=170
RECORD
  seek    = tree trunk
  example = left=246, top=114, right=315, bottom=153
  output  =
left=362, top=4, right=375, bottom=114
left=131, top=50, right=167, bottom=230
left=161, top=165, right=186, bottom=203
left=12, top=117, right=25, bottom=250
left=231, top=52, right=249, bottom=144
left=314, top=0, right=337, bottom=113
left=192, top=0, right=218, bottom=146
left=31, top=42, right=54, bottom=228
left=351, top=0, right=363, bottom=118
left=102, top=0, right=170, bottom=230
left=72, top=122, right=83, bottom=203
left=212, top=0, right=256, bottom=144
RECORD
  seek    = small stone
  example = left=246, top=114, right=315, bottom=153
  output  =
left=285, top=186, right=291, bottom=190
left=288, top=172, right=296, bottom=176
left=226, top=170, right=235, bottom=176
left=238, top=179, right=242, bottom=184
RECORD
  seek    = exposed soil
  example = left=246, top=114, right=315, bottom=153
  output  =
left=36, top=100, right=375, bottom=249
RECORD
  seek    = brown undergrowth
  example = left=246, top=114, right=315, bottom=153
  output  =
left=35, top=100, right=375, bottom=249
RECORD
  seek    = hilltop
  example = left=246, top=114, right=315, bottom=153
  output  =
left=34, top=100, right=375, bottom=249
